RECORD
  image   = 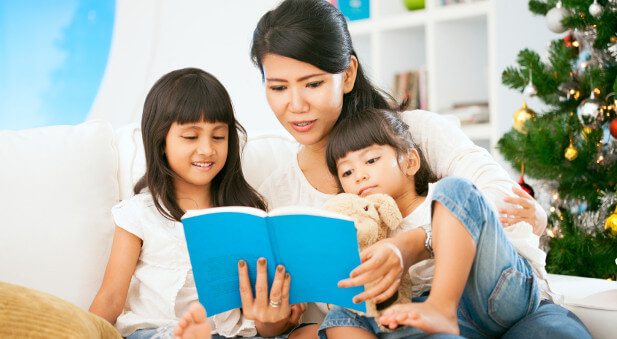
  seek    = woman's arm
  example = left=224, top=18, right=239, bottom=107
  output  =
left=404, top=110, right=547, bottom=235
left=338, top=228, right=430, bottom=304
left=89, top=226, right=141, bottom=324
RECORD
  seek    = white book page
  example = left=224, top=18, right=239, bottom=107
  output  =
left=182, top=206, right=268, bottom=219
left=268, top=205, right=352, bottom=221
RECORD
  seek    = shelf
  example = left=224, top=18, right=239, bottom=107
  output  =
left=432, top=1, right=490, bottom=22
left=347, top=0, right=497, bottom=149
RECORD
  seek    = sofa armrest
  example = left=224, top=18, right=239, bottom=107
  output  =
left=547, top=274, right=617, bottom=338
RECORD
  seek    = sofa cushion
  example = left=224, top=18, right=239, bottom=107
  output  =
left=0, top=120, right=119, bottom=310
left=0, top=281, right=121, bottom=338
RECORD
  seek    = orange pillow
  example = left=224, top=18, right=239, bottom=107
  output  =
left=0, top=282, right=120, bottom=338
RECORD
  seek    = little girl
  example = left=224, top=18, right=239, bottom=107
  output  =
left=321, top=108, right=547, bottom=338
left=89, top=68, right=267, bottom=338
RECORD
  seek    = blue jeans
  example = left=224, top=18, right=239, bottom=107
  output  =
left=320, top=177, right=588, bottom=338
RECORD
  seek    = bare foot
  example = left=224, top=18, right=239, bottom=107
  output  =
left=174, top=302, right=212, bottom=339
left=378, top=301, right=459, bottom=335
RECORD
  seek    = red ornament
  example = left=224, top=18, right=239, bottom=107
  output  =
left=519, top=174, right=535, bottom=198
left=564, top=32, right=573, bottom=47
left=610, top=118, right=617, bottom=139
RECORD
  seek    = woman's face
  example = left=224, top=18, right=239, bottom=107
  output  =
left=262, top=54, right=355, bottom=148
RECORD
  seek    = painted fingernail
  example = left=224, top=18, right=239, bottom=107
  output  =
left=285, top=273, right=290, bottom=279
left=277, top=265, right=284, bottom=272
left=238, top=260, right=245, bottom=267
left=259, top=258, right=266, bottom=265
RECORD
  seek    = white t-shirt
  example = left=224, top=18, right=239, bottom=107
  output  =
left=111, top=193, right=256, bottom=337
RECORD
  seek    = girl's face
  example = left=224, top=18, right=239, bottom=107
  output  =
left=336, top=144, right=419, bottom=200
left=262, top=54, right=356, bottom=148
left=164, top=120, right=229, bottom=195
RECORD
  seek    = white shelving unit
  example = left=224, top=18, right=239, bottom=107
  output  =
left=348, top=0, right=497, bottom=150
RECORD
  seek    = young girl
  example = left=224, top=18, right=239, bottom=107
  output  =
left=89, top=68, right=268, bottom=338
left=322, top=108, right=547, bottom=338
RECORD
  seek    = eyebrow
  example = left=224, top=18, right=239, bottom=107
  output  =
left=179, top=124, right=228, bottom=131
left=266, top=73, right=328, bottom=83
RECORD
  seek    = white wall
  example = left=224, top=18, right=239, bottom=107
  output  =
left=88, top=0, right=283, bottom=135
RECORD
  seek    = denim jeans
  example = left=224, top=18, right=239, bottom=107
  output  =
left=320, top=177, right=590, bottom=338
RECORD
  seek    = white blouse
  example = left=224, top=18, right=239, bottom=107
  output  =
left=111, top=193, right=256, bottom=337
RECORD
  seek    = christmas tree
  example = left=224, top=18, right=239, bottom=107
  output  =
left=499, top=0, right=617, bottom=280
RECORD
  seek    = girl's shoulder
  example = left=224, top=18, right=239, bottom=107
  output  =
left=113, top=191, right=155, bottom=209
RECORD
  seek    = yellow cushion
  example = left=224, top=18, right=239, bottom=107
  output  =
left=0, top=282, right=121, bottom=338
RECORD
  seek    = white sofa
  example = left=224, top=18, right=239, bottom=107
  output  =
left=0, top=120, right=615, bottom=338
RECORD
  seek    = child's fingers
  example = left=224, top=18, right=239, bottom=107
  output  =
left=254, top=257, right=269, bottom=310
left=373, top=277, right=401, bottom=304
left=237, top=260, right=255, bottom=314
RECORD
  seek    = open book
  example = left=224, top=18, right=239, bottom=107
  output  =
left=181, top=205, right=366, bottom=316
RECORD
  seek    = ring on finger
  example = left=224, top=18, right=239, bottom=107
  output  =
left=269, top=299, right=281, bottom=308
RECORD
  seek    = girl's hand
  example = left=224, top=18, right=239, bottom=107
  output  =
left=499, top=185, right=547, bottom=235
left=338, top=240, right=403, bottom=304
left=238, top=258, right=304, bottom=337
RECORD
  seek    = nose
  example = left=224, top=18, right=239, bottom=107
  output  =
left=354, top=169, right=368, bottom=183
left=289, top=87, right=308, bottom=113
left=197, top=139, right=215, bottom=156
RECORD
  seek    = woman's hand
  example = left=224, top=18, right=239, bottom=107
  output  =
left=499, top=185, right=547, bottom=236
left=238, top=258, right=305, bottom=337
left=338, top=240, right=403, bottom=304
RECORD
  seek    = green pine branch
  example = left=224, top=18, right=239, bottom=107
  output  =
left=546, top=208, right=617, bottom=280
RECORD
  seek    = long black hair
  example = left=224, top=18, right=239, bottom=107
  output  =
left=134, top=68, right=266, bottom=220
left=250, top=0, right=405, bottom=123
left=326, top=108, right=438, bottom=196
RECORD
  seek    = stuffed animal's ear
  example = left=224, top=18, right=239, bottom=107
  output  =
left=366, top=194, right=403, bottom=230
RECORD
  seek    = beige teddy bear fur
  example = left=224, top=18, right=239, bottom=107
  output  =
left=323, top=193, right=412, bottom=321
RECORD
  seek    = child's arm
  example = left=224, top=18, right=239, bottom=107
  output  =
left=338, top=228, right=430, bottom=304
left=89, top=226, right=142, bottom=324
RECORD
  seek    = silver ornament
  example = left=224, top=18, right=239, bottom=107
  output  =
left=577, top=91, right=601, bottom=127
left=589, top=0, right=603, bottom=18
left=546, top=2, right=568, bottom=33
left=523, top=69, right=537, bottom=97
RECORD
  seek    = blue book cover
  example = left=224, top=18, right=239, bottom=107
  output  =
left=181, top=205, right=366, bottom=316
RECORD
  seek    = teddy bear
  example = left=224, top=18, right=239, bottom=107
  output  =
left=322, top=192, right=411, bottom=321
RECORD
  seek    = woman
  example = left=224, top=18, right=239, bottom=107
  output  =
left=234, top=0, right=590, bottom=338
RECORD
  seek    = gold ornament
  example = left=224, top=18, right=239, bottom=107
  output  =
left=606, top=207, right=617, bottom=233
left=513, top=101, right=535, bottom=133
left=565, top=142, right=578, bottom=161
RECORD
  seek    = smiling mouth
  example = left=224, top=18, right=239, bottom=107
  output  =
left=192, top=162, right=213, bottom=168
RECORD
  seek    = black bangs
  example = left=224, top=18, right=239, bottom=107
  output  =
left=170, top=71, right=235, bottom=126
left=326, top=109, right=399, bottom=176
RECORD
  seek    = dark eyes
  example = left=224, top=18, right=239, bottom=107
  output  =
left=270, top=81, right=323, bottom=91
left=307, top=81, right=323, bottom=88
left=367, top=157, right=379, bottom=164
left=182, top=135, right=226, bottom=140
left=341, top=170, right=353, bottom=177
